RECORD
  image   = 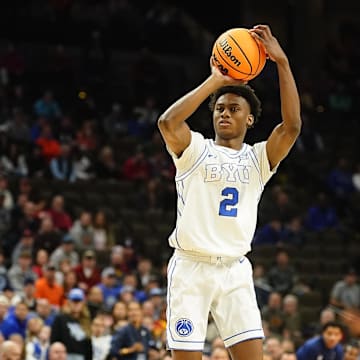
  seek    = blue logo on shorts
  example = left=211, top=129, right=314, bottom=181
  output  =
left=175, top=318, right=194, bottom=337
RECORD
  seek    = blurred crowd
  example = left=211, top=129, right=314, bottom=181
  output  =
left=0, top=0, right=360, bottom=359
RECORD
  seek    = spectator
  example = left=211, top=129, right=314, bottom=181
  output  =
left=33, top=216, right=62, bottom=256
left=26, top=143, right=49, bottom=178
left=327, top=157, right=355, bottom=204
left=33, top=90, right=62, bottom=121
left=253, top=216, right=283, bottom=247
left=263, top=336, right=284, bottom=360
left=91, top=314, right=112, bottom=360
left=109, top=300, right=157, bottom=360
left=122, top=145, right=151, bottom=181
left=0, top=301, right=30, bottom=339
left=48, top=341, right=67, bottom=360
left=22, top=277, right=37, bottom=311
left=25, top=323, right=51, bottom=360
left=11, top=228, right=34, bottom=265
left=94, top=145, right=119, bottom=180
left=34, top=263, right=64, bottom=309
left=49, top=233, right=79, bottom=269
left=0, top=141, right=29, bottom=177
left=305, top=192, right=339, bottom=232
left=209, top=346, right=230, bottom=360
left=69, top=210, right=94, bottom=252
left=76, top=119, right=98, bottom=152
left=50, top=288, right=92, bottom=360
left=0, top=340, right=22, bottom=360
left=97, top=267, right=122, bottom=311
left=34, top=298, right=57, bottom=327
left=296, top=321, right=344, bottom=360
left=92, top=209, right=115, bottom=251
left=46, top=195, right=73, bottom=233
left=282, top=294, right=302, bottom=343
left=86, top=286, right=104, bottom=320
left=261, top=292, right=285, bottom=336
left=253, top=263, right=272, bottom=309
left=49, top=143, right=76, bottom=182
left=330, top=267, right=360, bottom=310
left=267, top=250, right=297, bottom=295
left=73, top=250, right=101, bottom=294
left=7, top=250, right=37, bottom=295
left=35, top=124, right=61, bottom=163
left=0, top=294, right=10, bottom=325
left=0, top=173, right=14, bottom=210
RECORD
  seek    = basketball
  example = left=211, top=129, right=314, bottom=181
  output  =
left=212, top=27, right=267, bottom=81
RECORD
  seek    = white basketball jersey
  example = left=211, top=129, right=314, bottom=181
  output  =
left=167, top=130, right=277, bottom=257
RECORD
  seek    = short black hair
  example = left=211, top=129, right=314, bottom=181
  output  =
left=322, top=321, right=344, bottom=333
left=208, top=85, right=262, bottom=124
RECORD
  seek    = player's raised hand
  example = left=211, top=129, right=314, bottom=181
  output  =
left=249, top=24, right=287, bottom=64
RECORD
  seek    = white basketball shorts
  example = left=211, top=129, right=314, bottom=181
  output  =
left=166, top=250, right=264, bottom=351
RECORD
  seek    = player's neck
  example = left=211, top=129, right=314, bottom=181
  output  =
left=214, top=138, right=244, bottom=151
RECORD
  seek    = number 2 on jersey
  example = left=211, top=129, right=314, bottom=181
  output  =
left=219, top=187, right=238, bottom=217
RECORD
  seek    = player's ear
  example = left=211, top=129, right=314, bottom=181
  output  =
left=247, top=114, right=254, bottom=128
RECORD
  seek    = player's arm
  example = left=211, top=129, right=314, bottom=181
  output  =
left=250, top=25, right=302, bottom=170
left=157, top=58, right=244, bottom=157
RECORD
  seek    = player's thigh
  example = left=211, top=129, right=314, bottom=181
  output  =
left=167, top=257, right=215, bottom=349
left=211, top=258, right=264, bottom=347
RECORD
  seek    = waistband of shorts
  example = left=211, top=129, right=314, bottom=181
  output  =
left=174, top=249, right=244, bottom=265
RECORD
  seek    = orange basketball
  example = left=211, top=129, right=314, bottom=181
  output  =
left=212, top=27, right=267, bottom=81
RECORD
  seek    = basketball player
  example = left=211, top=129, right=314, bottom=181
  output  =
left=157, top=24, right=301, bottom=360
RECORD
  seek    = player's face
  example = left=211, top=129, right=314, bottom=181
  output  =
left=213, top=93, right=253, bottom=140
left=323, top=326, right=343, bottom=349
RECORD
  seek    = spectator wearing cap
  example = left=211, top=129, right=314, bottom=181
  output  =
left=97, top=267, right=122, bottom=311
left=34, top=263, right=64, bottom=309
left=74, top=250, right=101, bottom=294
left=49, top=233, right=79, bottom=269
left=7, top=250, right=37, bottom=296
left=0, top=300, right=30, bottom=339
left=11, top=228, right=34, bottom=265
left=51, top=288, right=92, bottom=360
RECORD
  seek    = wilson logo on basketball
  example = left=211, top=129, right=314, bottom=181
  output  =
left=219, top=38, right=241, bottom=67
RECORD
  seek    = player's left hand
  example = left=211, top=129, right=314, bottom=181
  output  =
left=210, top=56, right=248, bottom=85
left=249, top=24, right=287, bottom=64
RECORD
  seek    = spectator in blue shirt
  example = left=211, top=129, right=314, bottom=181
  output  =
left=296, top=321, right=344, bottom=360
left=0, top=301, right=30, bottom=339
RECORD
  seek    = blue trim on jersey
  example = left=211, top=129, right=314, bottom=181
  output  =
left=167, top=258, right=204, bottom=345
left=174, top=226, right=182, bottom=249
left=248, top=149, right=264, bottom=191
left=176, top=147, right=209, bottom=181
left=223, top=328, right=264, bottom=342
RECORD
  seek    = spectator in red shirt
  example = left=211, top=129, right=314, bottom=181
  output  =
left=73, top=250, right=101, bottom=294
left=46, top=195, right=72, bottom=233
left=122, top=146, right=151, bottom=181
left=35, top=123, right=61, bottom=163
